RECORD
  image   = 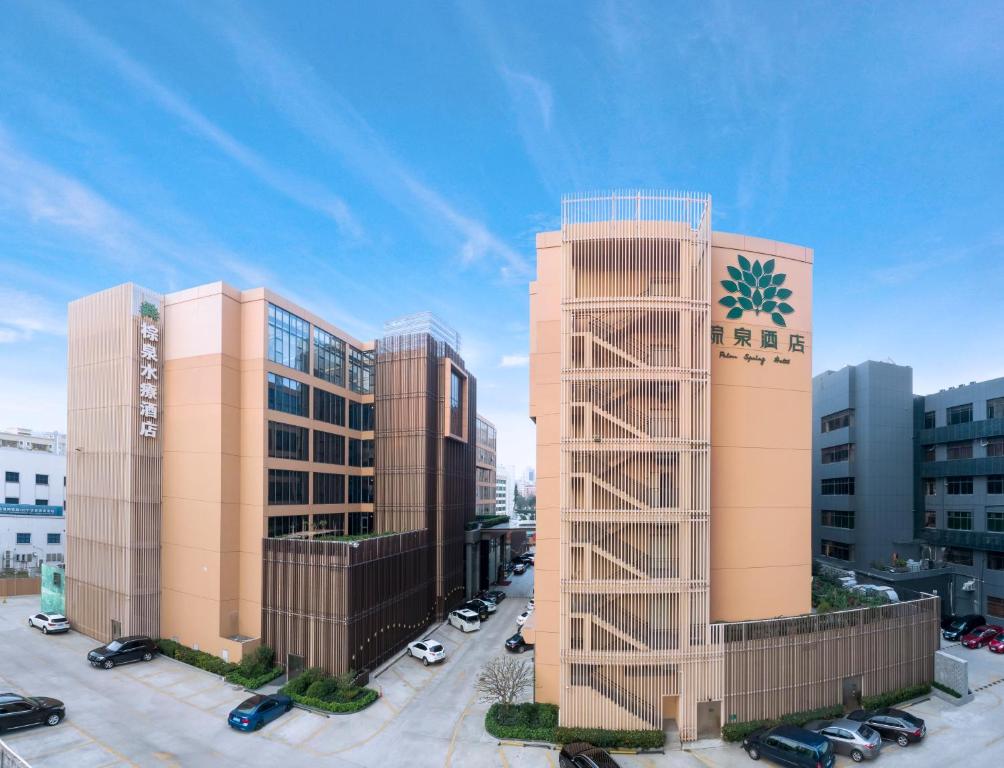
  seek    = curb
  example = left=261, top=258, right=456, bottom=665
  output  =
left=493, top=739, right=664, bottom=755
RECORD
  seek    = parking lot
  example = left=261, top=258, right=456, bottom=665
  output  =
left=2, top=575, right=1004, bottom=767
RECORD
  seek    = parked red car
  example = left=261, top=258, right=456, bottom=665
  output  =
left=988, top=632, right=1004, bottom=654
left=961, top=625, right=1004, bottom=649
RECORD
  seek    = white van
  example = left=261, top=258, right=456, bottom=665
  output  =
left=448, top=608, right=481, bottom=633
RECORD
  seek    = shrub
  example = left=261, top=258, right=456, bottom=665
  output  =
left=279, top=667, right=379, bottom=714
left=226, top=666, right=283, bottom=689
left=293, top=688, right=378, bottom=714
left=861, top=683, right=931, bottom=711
left=932, top=681, right=962, bottom=698
left=554, top=727, right=664, bottom=750
left=721, top=705, right=844, bottom=743
left=285, top=667, right=327, bottom=697
left=156, top=638, right=237, bottom=677
left=305, top=678, right=342, bottom=701
left=485, top=703, right=557, bottom=742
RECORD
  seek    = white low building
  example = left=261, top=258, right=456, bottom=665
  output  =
left=0, top=428, right=67, bottom=571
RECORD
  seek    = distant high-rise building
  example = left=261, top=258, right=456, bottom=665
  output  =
left=476, top=416, right=497, bottom=518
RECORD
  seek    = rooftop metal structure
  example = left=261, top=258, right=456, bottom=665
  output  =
left=382, top=311, right=461, bottom=352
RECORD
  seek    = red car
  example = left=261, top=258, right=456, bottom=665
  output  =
left=988, top=632, right=1004, bottom=654
left=961, top=625, right=1004, bottom=649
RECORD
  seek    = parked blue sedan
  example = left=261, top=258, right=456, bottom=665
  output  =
left=227, top=694, right=293, bottom=732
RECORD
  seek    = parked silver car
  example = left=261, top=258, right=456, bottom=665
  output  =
left=805, top=718, right=882, bottom=762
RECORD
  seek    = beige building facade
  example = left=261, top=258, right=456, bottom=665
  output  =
left=527, top=192, right=934, bottom=741
left=476, top=415, right=497, bottom=519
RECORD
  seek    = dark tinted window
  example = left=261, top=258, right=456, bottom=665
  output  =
left=313, top=472, right=345, bottom=504
left=268, top=422, right=308, bottom=461
left=349, top=402, right=375, bottom=431
left=268, top=470, right=307, bottom=505
left=348, top=438, right=374, bottom=467
left=267, top=304, right=309, bottom=372
left=314, top=430, right=345, bottom=465
left=314, top=389, right=345, bottom=426
left=267, top=373, right=308, bottom=417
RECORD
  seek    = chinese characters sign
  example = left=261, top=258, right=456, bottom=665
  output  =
left=712, top=324, right=805, bottom=366
left=138, top=300, right=161, bottom=439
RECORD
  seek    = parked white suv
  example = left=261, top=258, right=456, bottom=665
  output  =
left=407, top=637, right=446, bottom=666
left=27, top=613, right=70, bottom=634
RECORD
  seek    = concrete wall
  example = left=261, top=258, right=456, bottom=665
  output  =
left=934, top=650, right=968, bottom=696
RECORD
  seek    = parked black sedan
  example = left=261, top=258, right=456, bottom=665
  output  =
left=558, top=741, right=620, bottom=767
left=462, top=600, right=490, bottom=621
left=847, top=708, right=926, bottom=747
left=0, top=693, right=65, bottom=732
left=87, top=636, right=159, bottom=669
left=478, top=589, right=506, bottom=604
left=942, top=614, right=986, bottom=642
left=505, top=632, right=534, bottom=653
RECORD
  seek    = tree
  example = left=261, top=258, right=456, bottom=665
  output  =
left=475, top=657, right=533, bottom=713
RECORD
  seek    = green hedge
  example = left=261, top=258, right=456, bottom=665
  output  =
left=280, top=667, right=378, bottom=714
left=932, top=681, right=962, bottom=698
left=861, top=683, right=931, bottom=711
left=554, top=726, right=664, bottom=750
left=224, top=645, right=282, bottom=689
left=485, top=703, right=558, bottom=742
left=721, top=705, right=844, bottom=743
left=226, top=667, right=283, bottom=689
left=483, top=704, right=663, bottom=749
left=156, top=638, right=237, bottom=676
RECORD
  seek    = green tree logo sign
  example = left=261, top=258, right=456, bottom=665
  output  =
left=140, top=300, right=160, bottom=321
left=719, top=255, right=794, bottom=327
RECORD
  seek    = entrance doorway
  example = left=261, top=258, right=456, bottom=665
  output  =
left=111, top=619, right=121, bottom=639
left=287, top=653, right=306, bottom=682
left=842, top=676, right=862, bottom=711
left=696, top=700, right=721, bottom=739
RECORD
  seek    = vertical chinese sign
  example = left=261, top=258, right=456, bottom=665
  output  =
left=138, top=299, right=161, bottom=440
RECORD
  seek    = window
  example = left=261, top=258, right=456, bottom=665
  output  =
left=267, top=469, right=308, bottom=505
left=348, top=438, right=374, bottom=467
left=923, top=411, right=936, bottom=429
left=313, top=389, right=345, bottom=426
left=348, top=347, right=374, bottom=394
left=313, top=328, right=345, bottom=386
left=922, top=445, right=935, bottom=462
left=4, top=472, right=18, bottom=482
left=313, top=473, right=345, bottom=505
left=946, top=476, right=973, bottom=495
left=989, top=476, right=1004, bottom=495
left=924, top=478, right=937, bottom=496
left=944, top=547, right=974, bottom=566
left=267, top=422, right=309, bottom=461
left=821, top=539, right=852, bottom=561
left=821, top=477, right=855, bottom=495
left=450, top=370, right=465, bottom=436
left=349, top=402, right=375, bottom=431
left=986, top=438, right=1004, bottom=458
left=988, top=397, right=1004, bottom=420
left=312, top=513, right=344, bottom=536
left=348, top=475, right=374, bottom=504
left=267, top=373, right=308, bottom=417
left=924, top=510, right=937, bottom=528
left=313, top=430, right=345, bottom=465
left=989, top=595, right=1004, bottom=620
left=53, top=572, right=61, bottom=587
left=348, top=511, right=374, bottom=534
left=4, top=497, right=16, bottom=504
left=947, top=403, right=973, bottom=425
left=946, top=441, right=973, bottom=460
left=988, top=509, right=1004, bottom=533
left=35, top=474, right=48, bottom=485
left=947, top=509, right=972, bottom=530
left=267, top=303, right=310, bottom=372
left=35, top=499, right=48, bottom=506
left=820, top=509, right=854, bottom=529
left=267, top=514, right=308, bottom=537
left=821, top=443, right=853, bottom=464
left=46, top=533, right=60, bottom=545
left=820, top=409, right=853, bottom=433
left=15, top=533, right=30, bottom=544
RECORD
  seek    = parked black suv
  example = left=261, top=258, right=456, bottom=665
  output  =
left=847, top=708, right=926, bottom=747
left=0, top=693, right=65, bottom=732
left=478, top=589, right=506, bottom=604
left=942, top=614, right=986, bottom=641
left=88, top=636, right=159, bottom=669
left=462, top=600, right=490, bottom=621
left=742, top=725, right=835, bottom=767
left=558, top=741, right=620, bottom=767
left=505, top=632, right=534, bottom=653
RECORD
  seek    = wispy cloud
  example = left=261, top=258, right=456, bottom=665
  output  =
left=206, top=5, right=531, bottom=280
left=45, top=2, right=361, bottom=239
left=500, top=68, right=553, bottom=130
left=0, top=288, right=65, bottom=343
left=500, top=354, right=529, bottom=368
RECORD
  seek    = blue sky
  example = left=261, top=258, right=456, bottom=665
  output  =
left=1, top=1, right=1002, bottom=468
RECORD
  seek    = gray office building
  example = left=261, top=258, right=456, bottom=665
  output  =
left=812, top=361, right=917, bottom=569
left=916, top=377, right=1004, bottom=620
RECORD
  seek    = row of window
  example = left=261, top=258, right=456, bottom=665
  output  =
left=925, top=508, right=1004, bottom=532
left=3, top=473, right=51, bottom=484
left=266, top=511, right=374, bottom=538
left=821, top=443, right=854, bottom=464
left=923, top=398, right=1004, bottom=428
left=268, top=469, right=374, bottom=505
left=922, top=437, right=1004, bottom=462
left=820, top=409, right=852, bottom=434
left=820, top=477, right=855, bottom=495
left=820, top=509, right=854, bottom=529
left=924, top=476, right=1003, bottom=495
left=14, top=533, right=60, bottom=544
left=268, top=421, right=374, bottom=467
left=267, top=373, right=376, bottom=429
left=267, top=303, right=374, bottom=394
left=821, top=539, right=852, bottom=561
left=5, top=498, right=50, bottom=505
